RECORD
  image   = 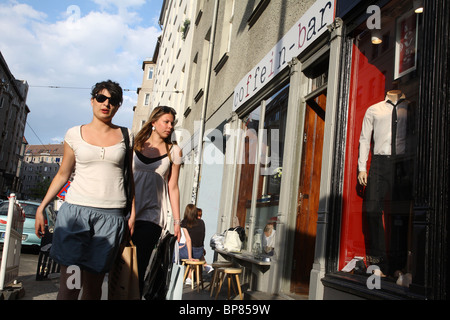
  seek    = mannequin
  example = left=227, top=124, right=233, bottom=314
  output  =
left=358, top=90, right=413, bottom=277
left=386, top=89, right=403, bottom=104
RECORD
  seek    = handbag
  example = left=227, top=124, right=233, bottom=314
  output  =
left=165, top=238, right=185, bottom=300
left=223, top=227, right=243, bottom=252
left=108, top=240, right=140, bottom=300
left=143, top=231, right=177, bottom=300
left=210, top=232, right=225, bottom=250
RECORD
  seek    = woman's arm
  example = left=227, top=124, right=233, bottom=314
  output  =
left=168, top=148, right=182, bottom=241
left=182, top=227, right=193, bottom=260
left=35, top=142, right=75, bottom=237
left=127, top=145, right=136, bottom=236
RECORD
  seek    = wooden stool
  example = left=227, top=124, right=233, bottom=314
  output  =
left=183, top=260, right=206, bottom=292
left=209, top=261, right=233, bottom=297
left=215, top=267, right=243, bottom=300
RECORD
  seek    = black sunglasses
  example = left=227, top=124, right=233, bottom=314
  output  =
left=95, top=94, right=121, bottom=106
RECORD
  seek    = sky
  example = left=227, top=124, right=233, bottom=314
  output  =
left=0, top=0, right=163, bottom=145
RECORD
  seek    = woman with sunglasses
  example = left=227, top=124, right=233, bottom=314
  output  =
left=34, top=80, right=135, bottom=300
left=132, top=105, right=182, bottom=296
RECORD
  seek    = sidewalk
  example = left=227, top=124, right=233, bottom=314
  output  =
left=11, top=265, right=237, bottom=300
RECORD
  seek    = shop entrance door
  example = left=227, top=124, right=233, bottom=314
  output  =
left=290, top=90, right=326, bottom=294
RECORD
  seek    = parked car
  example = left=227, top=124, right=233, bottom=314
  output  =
left=0, top=200, right=57, bottom=248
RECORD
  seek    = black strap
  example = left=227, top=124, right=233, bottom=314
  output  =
left=120, top=127, right=131, bottom=215
left=121, top=126, right=130, bottom=152
left=134, top=149, right=168, bottom=164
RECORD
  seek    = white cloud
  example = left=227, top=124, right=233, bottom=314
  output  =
left=92, top=0, right=147, bottom=10
left=0, top=1, right=161, bottom=145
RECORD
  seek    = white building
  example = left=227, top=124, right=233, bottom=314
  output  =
left=151, top=0, right=197, bottom=134
left=132, top=58, right=156, bottom=135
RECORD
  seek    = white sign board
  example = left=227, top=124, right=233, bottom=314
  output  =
left=233, top=0, right=335, bottom=111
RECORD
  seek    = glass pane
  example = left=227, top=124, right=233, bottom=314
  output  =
left=20, top=203, right=39, bottom=219
left=0, top=203, right=9, bottom=216
left=235, top=106, right=260, bottom=228
left=340, top=0, right=420, bottom=288
left=250, top=84, right=289, bottom=257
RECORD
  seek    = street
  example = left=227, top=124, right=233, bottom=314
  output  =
left=16, top=248, right=60, bottom=300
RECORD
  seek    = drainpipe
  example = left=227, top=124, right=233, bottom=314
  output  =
left=192, top=0, right=219, bottom=204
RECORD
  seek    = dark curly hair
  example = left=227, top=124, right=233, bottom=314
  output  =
left=91, top=80, right=123, bottom=107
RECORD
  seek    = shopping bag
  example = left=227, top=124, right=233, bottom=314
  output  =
left=143, top=232, right=177, bottom=300
left=108, top=240, right=140, bottom=300
left=165, top=239, right=185, bottom=300
left=210, top=232, right=225, bottom=250
left=224, top=227, right=243, bottom=252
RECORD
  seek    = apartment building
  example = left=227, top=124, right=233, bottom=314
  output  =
left=0, top=51, right=29, bottom=198
left=20, top=144, right=64, bottom=200
left=132, top=59, right=157, bottom=135
left=151, top=0, right=197, bottom=131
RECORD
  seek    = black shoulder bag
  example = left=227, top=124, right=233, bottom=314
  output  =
left=120, top=127, right=132, bottom=216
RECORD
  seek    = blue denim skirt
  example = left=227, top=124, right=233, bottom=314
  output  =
left=179, top=244, right=204, bottom=260
left=50, top=202, right=126, bottom=274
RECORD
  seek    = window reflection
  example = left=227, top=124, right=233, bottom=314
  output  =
left=236, top=85, right=289, bottom=257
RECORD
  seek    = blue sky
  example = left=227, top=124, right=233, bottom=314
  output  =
left=0, top=0, right=163, bottom=145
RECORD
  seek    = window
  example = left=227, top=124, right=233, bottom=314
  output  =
left=213, top=0, right=235, bottom=73
left=235, top=84, right=289, bottom=256
left=339, top=0, right=422, bottom=289
left=144, top=93, right=150, bottom=106
left=148, top=67, right=154, bottom=80
left=247, top=0, right=270, bottom=28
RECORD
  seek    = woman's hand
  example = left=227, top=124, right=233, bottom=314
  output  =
left=174, top=223, right=181, bottom=241
left=34, top=206, right=46, bottom=238
left=128, top=214, right=135, bottom=236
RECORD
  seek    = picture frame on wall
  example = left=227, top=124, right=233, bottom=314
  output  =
left=394, top=11, right=418, bottom=79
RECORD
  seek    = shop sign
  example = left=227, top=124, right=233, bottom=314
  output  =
left=233, top=0, right=335, bottom=111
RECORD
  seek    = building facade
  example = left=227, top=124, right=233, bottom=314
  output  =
left=149, top=0, right=449, bottom=299
left=151, top=0, right=197, bottom=127
left=20, top=144, right=64, bottom=200
left=132, top=59, right=157, bottom=135
left=0, top=51, right=30, bottom=199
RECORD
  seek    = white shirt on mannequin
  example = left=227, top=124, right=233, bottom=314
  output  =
left=358, top=91, right=409, bottom=173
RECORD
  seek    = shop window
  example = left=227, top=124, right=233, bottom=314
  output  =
left=235, top=84, right=289, bottom=256
left=340, top=0, right=422, bottom=290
